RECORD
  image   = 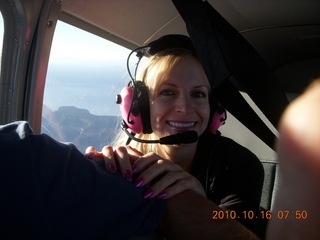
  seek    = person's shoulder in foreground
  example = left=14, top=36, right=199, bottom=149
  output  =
left=0, top=121, right=166, bottom=240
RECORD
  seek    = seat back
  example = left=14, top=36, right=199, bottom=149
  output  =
left=260, top=160, right=281, bottom=211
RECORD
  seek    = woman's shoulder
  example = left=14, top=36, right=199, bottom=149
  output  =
left=217, top=135, right=263, bottom=170
left=218, top=135, right=250, bottom=151
left=198, top=132, right=262, bottom=170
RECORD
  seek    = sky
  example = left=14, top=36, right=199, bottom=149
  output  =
left=49, top=21, right=131, bottom=67
left=0, top=13, right=134, bottom=116
left=45, top=21, right=133, bottom=116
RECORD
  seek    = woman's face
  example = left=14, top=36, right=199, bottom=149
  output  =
left=149, top=55, right=210, bottom=140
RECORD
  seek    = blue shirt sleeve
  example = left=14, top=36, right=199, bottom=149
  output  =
left=0, top=121, right=166, bottom=240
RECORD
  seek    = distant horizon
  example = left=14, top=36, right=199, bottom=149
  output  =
left=41, top=104, right=121, bottom=152
left=42, top=104, right=120, bottom=117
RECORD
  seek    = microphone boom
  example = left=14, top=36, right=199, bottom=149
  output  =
left=122, top=128, right=198, bottom=145
left=159, top=131, right=198, bottom=144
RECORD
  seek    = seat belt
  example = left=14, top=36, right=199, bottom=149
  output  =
left=172, top=0, right=289, bottom=150
left=214, top=80, right=276, bottom=150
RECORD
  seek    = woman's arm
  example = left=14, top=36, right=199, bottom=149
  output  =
left=160, top=190, right=260, bottom=240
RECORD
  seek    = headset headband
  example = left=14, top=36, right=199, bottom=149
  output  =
left=127, top=34, right=196, bottom=86
left=145, top=34, right=196, bottom=56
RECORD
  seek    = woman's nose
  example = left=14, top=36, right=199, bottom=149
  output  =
left=175, top=95, right=193, bottom=115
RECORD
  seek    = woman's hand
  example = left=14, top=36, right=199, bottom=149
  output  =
left=85, top=145, right=143, bottom=181
left=85, top=147, right=205, bottom=199
left=133, top=152, right=206, bottom=199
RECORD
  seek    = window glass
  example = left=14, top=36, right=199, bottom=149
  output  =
left=0, top=12, right=4, bottom=76
left=42, top=21, right=131, bottom=153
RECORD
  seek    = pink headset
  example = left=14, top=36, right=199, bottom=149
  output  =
left=116, top=34, right=226, bottom=135
left=116, top=80, right=153, bottom=134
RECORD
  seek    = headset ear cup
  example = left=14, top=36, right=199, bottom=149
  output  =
left=208, top=104, right=227, bottom=133
left=117, top=87, right=144, bottom=134
left=116, top=82, right=153, bottom=134
left=135, top=81, right=152, bottom=134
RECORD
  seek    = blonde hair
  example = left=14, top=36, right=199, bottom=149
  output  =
left=113, top=48, right=208, bottom=155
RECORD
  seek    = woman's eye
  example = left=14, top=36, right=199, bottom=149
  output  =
left=159, top=89, right=175, bottom=96
left=191, top=91, right=206, bottom=98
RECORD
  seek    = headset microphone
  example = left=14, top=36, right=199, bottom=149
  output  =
left=159, top=131, right=199, bottom=144
left=122, top=127, right=198, bottom=145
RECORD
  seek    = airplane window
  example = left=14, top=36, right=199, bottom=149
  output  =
left=0, top=12, right=3, bottom=76
left=42, top=21, right=131, bottom=153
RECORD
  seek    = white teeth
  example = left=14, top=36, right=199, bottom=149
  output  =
left=168, top=122, right=195, bottom=128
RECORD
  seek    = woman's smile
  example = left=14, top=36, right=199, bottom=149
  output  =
left=166, top=121, right=197, bottom=131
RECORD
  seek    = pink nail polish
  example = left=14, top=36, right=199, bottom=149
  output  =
left=134, top=178, right=144, bottom=187
left=132, top=166, right=137, bottom=174
left=124, top=169, right=132, bottom=181
left=143, top=189, right=154, bottom=199
left=156, top=192, right=168, bottom=199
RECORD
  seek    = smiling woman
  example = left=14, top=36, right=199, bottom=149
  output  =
left=41, top=20, right=132, bottom=152
left=91, top=34, right=265, bottom=237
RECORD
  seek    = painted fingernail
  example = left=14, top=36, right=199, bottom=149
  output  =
left=124, top=169, right=132, bottom=181
left=108, top=163, right=116, bottom=173
left=156, top=192, right=168, bottom=199
left=134, top=178, right=144, bottom=187
left=85, top=151, right=95, bottom=158
left=132, top=166, right=137, bottom=174
left=143, top=189, right=154, bottom=199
